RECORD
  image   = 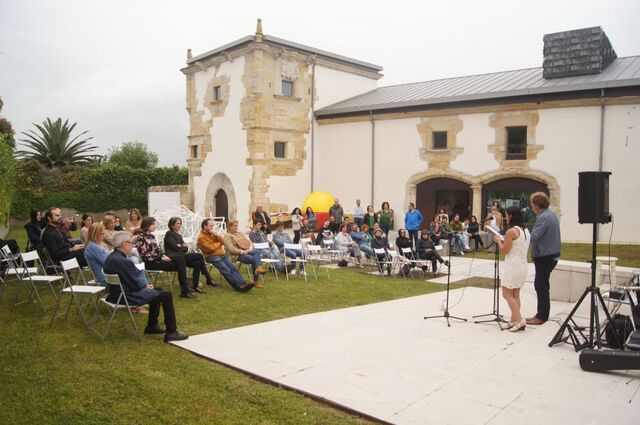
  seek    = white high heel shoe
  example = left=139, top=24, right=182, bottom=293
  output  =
left=509, top=319, right=526, bottom=332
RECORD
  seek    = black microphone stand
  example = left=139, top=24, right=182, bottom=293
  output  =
left=425, top=236, right=467, bottom=327
left=473, top=233, right=507, bottom=329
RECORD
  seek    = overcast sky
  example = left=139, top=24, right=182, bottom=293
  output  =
left=1, top=0, right=638, bottom=166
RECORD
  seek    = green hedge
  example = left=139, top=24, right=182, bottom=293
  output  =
left=11, top=163, right=187, bottom=218
left=0, top=134, right=16, bottom=225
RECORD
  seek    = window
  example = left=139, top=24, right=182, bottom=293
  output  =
left=274, top=142, right=286, bottom=158
left=191, top=145, right=199, bottom=159
left=506, top=126, right=527, bottom=160
left=213, top=86, right=221, bottom=101
left=432, top=131, right=448, bottom=149
left=281, top=80, right=294, bottom=97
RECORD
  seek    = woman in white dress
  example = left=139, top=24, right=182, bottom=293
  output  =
left=493, top=205, right=530, bottom=332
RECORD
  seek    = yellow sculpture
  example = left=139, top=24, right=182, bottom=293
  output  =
left=301, top=191, right=334, bottom=213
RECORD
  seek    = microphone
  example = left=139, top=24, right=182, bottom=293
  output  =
left=481, top=217, right=493, bottom=222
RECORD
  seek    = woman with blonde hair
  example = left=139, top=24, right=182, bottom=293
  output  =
left=85, top=223, right=110, bottom=286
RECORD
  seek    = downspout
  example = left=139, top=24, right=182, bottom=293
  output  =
left=310, top=56, right=317, bottom=193
left=597, top=88, right=606, bottom=241
left=370, top=110, right=375, bottom=206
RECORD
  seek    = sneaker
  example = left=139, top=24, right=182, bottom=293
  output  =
left=180, top=292, right=196, bottom=299
left=290, top=269, right=297, bottom=275
left=144, top=325, right=166, bottom=334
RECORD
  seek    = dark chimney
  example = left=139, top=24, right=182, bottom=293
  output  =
left=543, top=26, right=617, bottom=79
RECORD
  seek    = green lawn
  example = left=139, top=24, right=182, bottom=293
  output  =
left=1, top=226, right=638, bottom=424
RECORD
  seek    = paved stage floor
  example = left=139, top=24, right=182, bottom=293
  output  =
left=172, top=259, right=639, bottom=424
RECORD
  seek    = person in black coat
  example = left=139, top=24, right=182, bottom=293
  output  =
left=254, top=205, right=271, bottom=234
left=163, top=217, right=218, bottom=291
left=416, top=231, right=449, bottom=276
left=103, top=231, right=188, bottom=343
left=41, top=207, right=87, bottom=267
left=24, top=208, right=44, bottom=253
left=467, top=215, right=484, bottom=251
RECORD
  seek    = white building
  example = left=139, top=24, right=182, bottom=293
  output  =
left=182, top=22, right=640, bottom=243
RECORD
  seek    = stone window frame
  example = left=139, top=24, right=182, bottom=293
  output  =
left=417, top=116, right=463, bottom=169
left=213, top=85, right=222, bottom=101
left=488, top=111, right=542, bottom=167
left=191, top=144, right=199, bottom=159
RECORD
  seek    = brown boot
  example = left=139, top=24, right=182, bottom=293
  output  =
left=255, top=266, right=267, bottom=275
left=254, top=279, right=264, bottom=288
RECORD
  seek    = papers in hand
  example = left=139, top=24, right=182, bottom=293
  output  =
left=486, top=226, right=504, bottom=241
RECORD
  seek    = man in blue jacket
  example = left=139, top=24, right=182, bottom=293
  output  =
left=103, top=231, right=188, bottom=343
left=527, top=192, right=561, bottom=326
left=404, top=203, right=424, bottom=250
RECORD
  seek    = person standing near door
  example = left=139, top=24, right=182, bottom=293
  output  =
left=404, top=202, right=423, bottom=249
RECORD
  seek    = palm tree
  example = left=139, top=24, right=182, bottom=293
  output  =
left=16, top=118, right=98, bottom=167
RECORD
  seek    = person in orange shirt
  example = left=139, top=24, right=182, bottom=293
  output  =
left=197, top=218, right=254, bottom=293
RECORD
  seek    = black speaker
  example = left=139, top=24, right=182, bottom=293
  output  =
left=578, top=171, right=611, bottom=224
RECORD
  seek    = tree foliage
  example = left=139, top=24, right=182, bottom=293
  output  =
left=0, top=97, right=15, bottom=147
left=107, top=141, right=158, bottom=169
left=16, top=117, right=99, bottom=168
left=0, top=99, right=16, bottom=225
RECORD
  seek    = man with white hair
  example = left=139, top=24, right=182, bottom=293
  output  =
left=103, top=231, right=188, bottom=343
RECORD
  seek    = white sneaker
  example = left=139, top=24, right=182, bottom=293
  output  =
left=460, top=250, right=464, bottom=256
left=300, top=271, right=307, bottom=276
left=290, top=269, right=297, bottom=275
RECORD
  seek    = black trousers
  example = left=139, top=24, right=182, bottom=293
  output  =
left=147, top=290, right=177, bottom=333
left=146, top=257, right=191, bottom=294
left=418, top=250, right=445, bottom=272
left=182, top=253, right=213, bottom=285
left=408, top=230, right=419, bottom=250
left=533, top=255, right=559, bottom=321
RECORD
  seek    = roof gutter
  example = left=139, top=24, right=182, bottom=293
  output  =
left=370, top=110, right=375, bottom=207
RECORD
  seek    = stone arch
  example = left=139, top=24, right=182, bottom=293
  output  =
left=204, top=173, right=237, bottom=220
left=477, top=168, right=561, bottom=217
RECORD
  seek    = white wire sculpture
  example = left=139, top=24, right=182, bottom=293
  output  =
left=152, top=205, right=226, bottom=250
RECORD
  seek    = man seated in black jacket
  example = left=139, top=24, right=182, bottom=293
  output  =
left=103, top=231, right=188, bottom=343
left=41, top=207, right=88, bottom=267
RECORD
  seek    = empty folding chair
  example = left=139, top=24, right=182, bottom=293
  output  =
left=14, top=250, right=63, bottom=313
left=321, top=239, right=346, bottom=263
left=1, top=245, right=37, bottom=282
left=400, top=247, right=425, bottom=279
left=101, top=273, right=143, bottom=343
left=50, top=258, right=105, bottom=336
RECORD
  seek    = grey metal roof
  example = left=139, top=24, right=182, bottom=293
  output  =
left=316, top=56, right=640, bottom=117
left=187, top=35, right=383, bottom=73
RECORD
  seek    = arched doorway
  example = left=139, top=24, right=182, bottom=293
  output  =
left=215, top=189, right=229, bottom=222
left=204, top=172, right=237, bottom=221
left=416, top=178, right=472, bottom=227
left=482, top=177, right=549, bottom=229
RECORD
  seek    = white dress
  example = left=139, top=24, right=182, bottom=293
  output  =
left=503, top=226, right=530, bottom=289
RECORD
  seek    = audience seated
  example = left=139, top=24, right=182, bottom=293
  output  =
left=248, top=220, right=284, bottom=272
left=126, top=208, right=142, bottom=234
left=103, top=231, right=188, bottom=343
left=102, top=213, right=117, bottom=250
left=335, top=223, right=363, bottom=268
left=467, top=215, right=484, bottom=251
left=350, top=223, right=374, bottom=257
left=315, top=220, right=334, bottom=246
left=164, top=216, right=218, bottom=291
left=135, top=216, right=197, bottom=299
left=272, top=221, right=304, bottom=275
left=416, top=231, right=449, bottom=276
left=253, top=205, right=271, bottom=234
left=300, top=218, right=316, bottom=244
left=371, top=229, right=391, bottom=274
left=224, top=220, right=266, bottom=287
left=84, top=222, right=110, bottom=286
left=395, top=229, right=414, bottom=260
left=41, top=207, right=87, bottom=267
left=80, top=214, right=93, bottom=243
left=429, top=215, right=443, bottom=244
left=449, top=213, right=471, bottom=255
left=197, top=218, right=254, bottom=292
left=24, top=208, right=44, bottom=253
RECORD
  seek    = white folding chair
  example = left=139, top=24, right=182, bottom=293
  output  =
left=400, top=247, right=425, bottom=278
left=14, top=250, right=63, bottom=313
left=1, top=245, right=37, bottom=280
left=321, top=239, right=346, bottom=262
left=305, top=245, right=330, bottom=280
left=50, top=258, right=105, bottom=335
left=373, top=248, right=395, bottom=277
left=101, top=273, right=143, bottom=343
left=282, top=243, right=308, bottom=281
left=253, top=242, right=281, bottom=280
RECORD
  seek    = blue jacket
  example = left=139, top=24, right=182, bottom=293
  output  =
left=530, top=208, right=561, bottom=259
left=85, top=242, right=109, bottom=285
left=404, top=209, right=424, bottom=231
left=103, top=249, right=158, bottom=306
